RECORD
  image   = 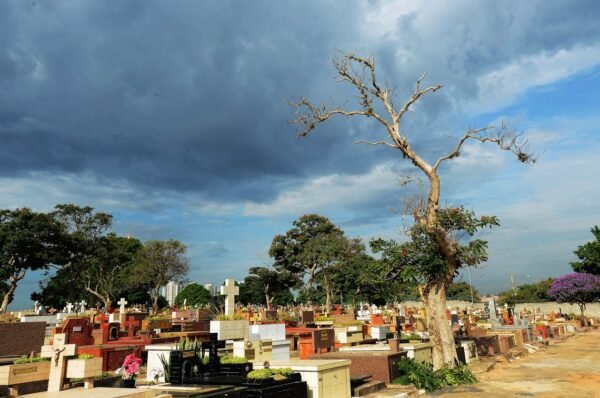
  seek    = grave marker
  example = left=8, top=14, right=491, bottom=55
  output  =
left=41, top=333, right=76, bottom=392
left=311, top=329, right=335, bottom=353
left=220, top=279, right=239, bottom=316
left=117, top=297, right=128, bottom=322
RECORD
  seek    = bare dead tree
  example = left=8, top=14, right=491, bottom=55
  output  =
left=290, top=53, right=534, bottom=369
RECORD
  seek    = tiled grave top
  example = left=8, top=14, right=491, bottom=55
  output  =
left=254, top=359, right=351, bottom=371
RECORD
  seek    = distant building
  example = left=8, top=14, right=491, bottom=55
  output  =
left=204, top=283, right=219, bottom=297
left=161, top=281, right=182, bottom=306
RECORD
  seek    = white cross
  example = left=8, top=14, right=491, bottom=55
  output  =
left=41, top=333, right=77, bottom=392
left=65, top=302, right=74, bottom=313
left=117, top=297, right=128, bottom=322
left=220, top=279, right=239, bottom=316
left=79, top=300, right=87, bottom=313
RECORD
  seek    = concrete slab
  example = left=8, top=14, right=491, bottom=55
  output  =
left=24, top=387, right=156, bottom=398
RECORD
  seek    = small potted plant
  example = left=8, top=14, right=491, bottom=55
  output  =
left=148, top=367, right=164, bottom=385
left=115, top=354, right=142, bottom=388
left=219, top=355, right=253, bottom=376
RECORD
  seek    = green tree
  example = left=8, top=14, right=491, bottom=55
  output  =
left=447, top=281, right=480, bottom=302
left=31, top=267, right=88, bottom=309
left=368, top=207, right=499, bottom=367
left=269, top=214, right=365, bottom=310
left=0, top=208, right=69, bottom=313
left=497, top=278, right=553, bottom=306
left=83, top=233, right=143, bottom=310
left=243, top=266, right=296, bottom=308
left=571, top=226, right=600, bottom=275
left=131, top=240, right=189, bottom=314
left=292, top=53, right=532, bottom=369
left=175, top=283, right=211, bottom=307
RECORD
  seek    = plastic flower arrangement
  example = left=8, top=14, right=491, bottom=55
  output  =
left=149, top=367, right=164, bottom=384
left=116, top=354, right=143, bottom=380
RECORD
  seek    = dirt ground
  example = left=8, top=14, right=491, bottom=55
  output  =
left=430, top=331, right=600, bottom=398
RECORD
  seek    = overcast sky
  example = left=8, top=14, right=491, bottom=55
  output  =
left=2, top=1, right=599, bottom=310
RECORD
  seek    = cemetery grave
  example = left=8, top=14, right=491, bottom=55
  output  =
left=2, top=279, right=599, bottom=398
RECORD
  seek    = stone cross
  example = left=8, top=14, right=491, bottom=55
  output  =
left=41, top=333, right=77, bottom=392
left=65, top=302, right=74, bottom=314
left=488, top=298, right=498, bottom=322
left=79, top=300, right=87, bottom=313
left=220, top=279, right=239, bottom=316
left=117, top=297, right=128, bottom=322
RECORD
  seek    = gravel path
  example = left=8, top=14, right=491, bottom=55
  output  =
left=430, top=332, right=600, bottom=398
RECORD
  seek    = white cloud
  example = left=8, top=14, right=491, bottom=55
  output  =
left=242, top=163, right=404, bottom=217
left=468, top=45, right=600, bottom=114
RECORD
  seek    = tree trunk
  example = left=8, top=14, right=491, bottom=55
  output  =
left=421, top=281, right=456, bottom=370
left=104, top=297, right=112, bottom=312
left=152, top=288, right=159, bottom=315
left=323, top=273, right=332, bottom=312
left=0, top=282, right=17, bottom=314
left=579, top=303, right=587, bottom=326
left=266, top=294, right=272, bottom=310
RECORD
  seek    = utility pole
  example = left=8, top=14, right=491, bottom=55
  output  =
left=508, top=272, right=516, bottom=297
left=467, top=267, right=474, bottom=304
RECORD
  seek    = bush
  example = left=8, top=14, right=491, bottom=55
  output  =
left=215, top=314, right=243, bottom=320
left=13, top=356, right=50, bottom=364
left=315, top=316, right=333, bottom=322
left=271, top=367, right=294, bottom=377
left=434, top=363, right=477, bottom=387
left=246, top=367, right=294, bottom=380
left=395, top=358, right=440, bottom=392
left=247, top=369, right=273, bottom=380
left=220, top=355, right=249, bottom=364
left=393, top=358, right=477, bottom=392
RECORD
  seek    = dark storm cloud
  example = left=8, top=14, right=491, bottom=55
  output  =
left=1, top=0, right=600, bottom=203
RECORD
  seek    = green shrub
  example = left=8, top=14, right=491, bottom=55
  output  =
left=315, top=316, right=333, bottom=322
left=13, top=356, right=50, bottom=364
left=342, top=321, right=363, bottom=326
left=215, top=314, right=243, bottom=321
left=434, top=363, right=477, bottom=387
left=77, top=353, right=95, bottom=360
left=247, top=369, right=273, bottom=380
left=395, top=358, right=440, bottom=392
left=271, top=367, right=294, bottom=376
left=393, top=358, right=477, bottom=392
left=220, top=355, right=249, bottom=364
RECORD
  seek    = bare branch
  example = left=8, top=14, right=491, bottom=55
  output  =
left=290, top=98, right=374, bottom=135
left=396, top=73, right=443, bottom=123
left=433, top=123, right=536, bottom=170
left=353, top=140, right=398, bottom=149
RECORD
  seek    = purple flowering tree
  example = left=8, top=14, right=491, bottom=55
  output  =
left=547, top=273, right=600, bottom=319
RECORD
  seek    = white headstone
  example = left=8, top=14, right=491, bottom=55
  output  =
left=65, top=302, right=74, bottom=314
left=79, top=300, right=87, bottom=313
left=220, top=279, right=239, bottom=316
left=488, top=298, right=498, bottom=321
left=117, top=297, right=128, bottom=322
left=41, top=333, right=77, bottom=392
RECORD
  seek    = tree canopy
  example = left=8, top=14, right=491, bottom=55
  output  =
left=269, top=214, right=368, bottom=309
left=0, top=208, right=69, bottom=313
left=497, top=278, right=553, bottom=306
left=547, top=273, right=600, bottom=316
left=175, top=283, right=212, bottom=307
left=30, top=205, right=188, bottom=312
left=130, top=239, right=189, bottom=313
left=571, top=226, right=600, bottom=275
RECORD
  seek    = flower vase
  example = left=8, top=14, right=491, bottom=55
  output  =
left=120, top=379, right=136, bottom=388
